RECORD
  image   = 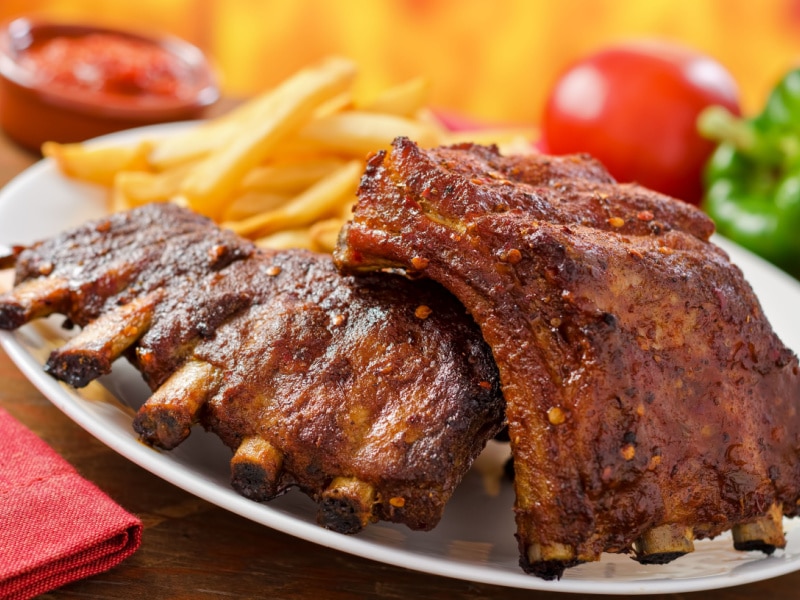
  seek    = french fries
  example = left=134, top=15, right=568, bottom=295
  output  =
left=42, top=56, right=537, bottom=252
left=359, top=77, right=430, bottom=117
left=222, top=160, right=362, bottom=238
left=295, top=111, right=441, bottom=158
left=43, top=140, right=151, bottom=187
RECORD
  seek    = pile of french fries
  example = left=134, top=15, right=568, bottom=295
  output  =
left=43, top=56, right=536, bottom=252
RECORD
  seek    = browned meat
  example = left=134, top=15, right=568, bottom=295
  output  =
left=0, top=203, right=504, bottom=533
left=0, top=204, right=252, bottom=386
left=334, top=137, right=800, bottom=578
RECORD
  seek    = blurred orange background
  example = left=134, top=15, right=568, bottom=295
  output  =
left=2, top=0, right=799, bottom=127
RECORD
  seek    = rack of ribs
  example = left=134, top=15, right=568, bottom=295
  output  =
left=0, top=202, right=504, bottom=534
left=334, top=137, right=800, bottom=578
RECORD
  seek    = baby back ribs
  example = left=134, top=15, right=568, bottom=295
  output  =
left=0, top=202, right=504, bottom=533
left=334, top=137, right=800, bottom=578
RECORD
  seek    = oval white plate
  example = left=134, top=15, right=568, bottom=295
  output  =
left=2, top=124, right=800, bottom=595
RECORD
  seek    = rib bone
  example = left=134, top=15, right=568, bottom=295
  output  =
left=133, top=359, right=221, bottom=449
left=523, top=542, right=581, bottom=580
left=230, top=436, right=284, bottom=501
left=632, top=524, right=695, bottom=564
left=0, top=276, right=70, bottom=330
left=44, top=291, right=163, bottom=387
left=732, top=503, right=785, bottom=554
left=318, top=477, right=376, bottom=534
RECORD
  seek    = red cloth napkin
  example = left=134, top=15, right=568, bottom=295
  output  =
left=0, top=408, right=142, bottom=600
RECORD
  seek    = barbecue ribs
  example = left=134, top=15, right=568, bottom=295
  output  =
left=334, top=137, right=800, bottom=578
left=0, top=202, right=504, bottom=533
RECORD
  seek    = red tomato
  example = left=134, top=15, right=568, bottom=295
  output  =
left=541, top=40, right=741, bottom=205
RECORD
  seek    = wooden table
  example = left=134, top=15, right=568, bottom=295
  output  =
left=0, top=125, right=798, bottom=600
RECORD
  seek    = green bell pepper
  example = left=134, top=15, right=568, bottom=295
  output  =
left=698, top=69, right=800, bottom=279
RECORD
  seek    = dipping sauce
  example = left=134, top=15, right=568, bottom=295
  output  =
left=0, top=18, right=218, bottom=151
left=19, top=33, right=193, bottom=100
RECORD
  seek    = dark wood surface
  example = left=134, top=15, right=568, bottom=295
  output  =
left=1, top=115, right=799, bottom=600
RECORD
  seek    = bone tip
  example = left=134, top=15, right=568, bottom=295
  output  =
left=230, top=436, right=283, bottom=502
left=44, top=351, right=110, bottom=388
left=231, top=461, right=277, bottom=501
left=732, top=506, right=786, bottom=555
left=520, top=559, right=572, bottom=581
left=732, top=539, right=779, bottom=555
left=132, top=359, right=219, bottom=450
left=522, top=542, right=581, bottom=581
left=0, top=303, right=26, bottom=330
left=318, top=477, right=376, bottom=535
left=632, top=524, right=694, bottom=565
left=634, top=550, right=692, bottom=565
left=132, top=409, right=192, bottom=450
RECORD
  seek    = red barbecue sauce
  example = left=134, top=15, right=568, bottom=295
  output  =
left=19, top=33, right=192, bottom=99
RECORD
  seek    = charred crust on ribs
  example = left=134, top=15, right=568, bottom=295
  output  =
left=0, top=202, right=504, bottom=536
left=334, top=136, right=800, bottom=578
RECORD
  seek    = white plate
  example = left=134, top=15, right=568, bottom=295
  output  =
left=2, top=124, right=800, bottom=595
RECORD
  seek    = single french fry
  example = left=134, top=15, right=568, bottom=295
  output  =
left=308, top=218, right=345, bottom=253
left=239, top=157, right=346, bottom=194
left=179, top=56, right=358, bottom=219
left=221, top=191, right=292, bottom=222
left=295, top=111, right=442, bottom=157
left=113, top=163, right=193, bottom=208
left=359, top=77, right=430, bottom=117
left=223, top=160, right=361, bottom=238
left=43, top=140, right=151, bottom=187
left=254, top=229, right=315, bottom=250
